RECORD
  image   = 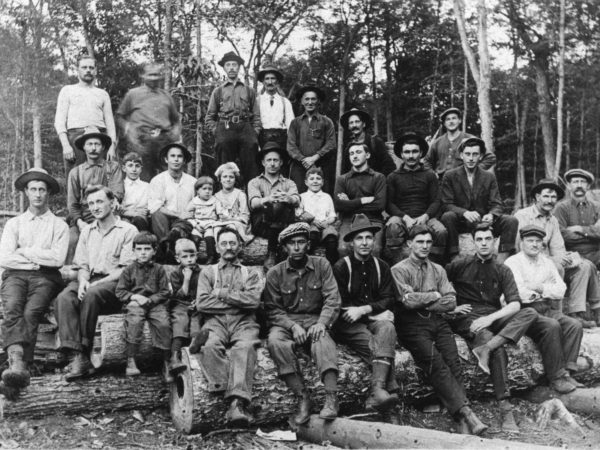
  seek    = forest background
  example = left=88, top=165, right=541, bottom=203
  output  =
left=0, top=0, right=599, bottom=215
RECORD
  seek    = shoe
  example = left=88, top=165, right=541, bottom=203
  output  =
left=551, top=376, right=577, bottom=394
left=456, top=417, right=470, bottom=434
left=472, top=345, right=491, bottom=375
left=365, top=381, right=398, bottom=412
left=565, top=374, right=584, bottom=388
left=570, top=313, right=596, bottom=329
left=125, top=357, right=141, bottom=377
left=163, top=361, right=174, bottom=383
left=459, top=406, right=488, bottom=436
left=593, top=309, right=600, bottom=327
left=168, top=354, right=187, bottom=375
left=290, top=391, right=312, bottom=426
left=189, top=329, right=210, bottom=354
left=2, top=345, right=30, bottom=388
left=319, top=391, right=339, bottom=421
left=226, top=398, right=253, bottom=427
left=64, top=352, right=95, bottom=382
left=264, top=252, right=277, bottom=270
left=501, top=410, right=520, bottom=433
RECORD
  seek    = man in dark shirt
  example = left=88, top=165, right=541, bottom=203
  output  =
left=391, top=224, right=487, bottom=435
left=265, top=222, right=341, bottom=427
left=334, top=143, right=386, bottom=257
left=205, top=51, right=261, bottom=186
left=332, top=214, right=398, bottom=412
left=445, top=224, right=538, bottom=432
left=385, top=132, right=447, bottom=265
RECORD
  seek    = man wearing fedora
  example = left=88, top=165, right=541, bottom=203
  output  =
left=257, top=63, right=294, bottom=149
left=287, top=85, right=336, bottom=193
left=117, top=62, right=182, bottom=182
left=148, top=143, right=196, bottom=241
left=340, top=108, right=396, bottom=177
left=440, top=137, right=517, bottom=263
left=0, top=168, right=68, bottom=389
left=66, top=126, right=124, bottom=263
left=205, top=51, right=261, bottom=186
left=424, top=107, right=495, bottom=178
left=515, top=178, right=600, bottom=328
left=247, top=142, right=300, bottom=269
left=332, top=214, right=399, bottom=413
left=385, top=132, right=447, bottom=265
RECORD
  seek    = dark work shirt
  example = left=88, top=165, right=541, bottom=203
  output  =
left=170, top=264, right=201, bottom=305
left=116, top=260, right=170, bottom=306
left=287, top=112, right=337, bottom=160
left=554, top=198, right=600, bottom=254
left=205, top=79, right=261, bottom=131
left=333, top=168, right=386, bottom=221
left=332, top=254, right=394, bottom=317
left=386, top=162, right=440, bottom=219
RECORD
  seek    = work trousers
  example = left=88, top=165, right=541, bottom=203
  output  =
left=170, top=300, right=192, bottom=339
left=125, top=127, right=178, bottom=182
left=561, top=259, right=600, bottom=314
left=121, top=215, right=150, bottom=232
left=214, top=122, right=259, bottom=187
left=288, top=154, right=336, bottom=195
left=385, top=216, right=447, bottom=257
left=448, top=306, right=537, bottom=400
left=0, top=269, right=63, bottom=362
left=338, top=216, right=384, bottom=258
left=251, top=203, right=296, bottom=252
left=199, top=312, right=260, bottom=402
left=396, top=311, right=469, bottom=415
left=151, top=211, right=179, bottom=242
left=125, top=302, right=171, bottom=350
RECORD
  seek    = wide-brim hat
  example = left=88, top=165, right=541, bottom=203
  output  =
left=339, top=108, right=372, bottom=130
left=343, top=213, right=382, bottom=242
left=457, top=137, right=486, bottom=155
left=257, top=141, right=288, bottom=166
left=159, top=143, right=193, bottom=163
left=530, top=178, right=565, bottom=200
left=74, top=126, right=112, bottom=151
left=519, top=224, right=546, bottom=240
left=564, top=168, right=595, bottom=184
left=440, top=107, right=461, bottom=122
left=278, top=222, right=310, bottom=245
left=296, top=85, right=326, bottom=103
left=257, top=64, right=283, bottom=83
left=15, top=167, right=60, bottom=195
left=218, top=51, right=244, bottom=67
left=393, top=132, right=429, bottom=158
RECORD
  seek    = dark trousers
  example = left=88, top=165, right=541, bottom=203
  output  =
left=385, top=216, right=447, bottom=257
left=125, top=128, right=178, bottom=182
left=251, top=203, right=296, bottom=252
left=122, top=215, right=150, bottom=232
left=0, top=269, right=63, bottom=362
left=259, top=129, right=287, bottom=149
left=397, top=311, right=468, bottom=415
left=125, top=302, right=171, bottom=350
left=170, top=301, right=192, bottom=339
left=288, top=153, right=335, bottom=195
left=215, top=122, right=259, bottom=187
left=440, top=212, right=518, bottom=256
left=151, top=211, right=178, bottom=242
left=56, top=278, right=122, bottom=352
left=449, top=306, right=537, bottom=400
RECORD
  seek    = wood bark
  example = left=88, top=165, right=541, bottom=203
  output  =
left=525, top=386, right=600, bottom=418
left=195, top=1, right=203, bottom=178
left=384, top=31, right=394, bottom=142
left=78, top=0, right=95, bottom=58
left=554, top=0, right=566, bottom=176
left=163, top=0, right=173, bottom=91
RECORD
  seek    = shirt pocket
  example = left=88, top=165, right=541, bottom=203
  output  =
left=305, top=280, right=323, bottom=305
left=310, top=128, right=323, bottom=140
left=281, top=282, right=298, bottom=309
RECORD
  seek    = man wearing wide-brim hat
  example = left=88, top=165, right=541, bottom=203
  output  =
left=0, top=168, right=69, bottom=389
left=257, top=63, right=294, bottom=150
left=66, top=126, right=124, bottom=263
left=339, top=108, right=396, bottom=177
left=287, top=84, right=336, bottom=194
left=424, top=107, right=496, bottom=178
left=515, top=178, right=600, bottom=328
left=205, top=51, right=261, bottom=187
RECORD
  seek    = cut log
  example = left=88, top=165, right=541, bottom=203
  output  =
left=524, top=386, right=600, bottom=418
left=296, top=415, right=554, bottom=449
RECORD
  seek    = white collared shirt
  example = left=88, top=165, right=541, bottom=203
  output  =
left=258, top=92, right=294, bottom=129
left=504, top=252, right=567, bottom=304
left=148, top=171, right=196, bottom=215
left=299, top=190, right=336, bottom=223
left=122, top=177, right=149, bottom=217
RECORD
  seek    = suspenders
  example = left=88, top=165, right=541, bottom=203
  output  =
left=343, top=256, right=380, bottom=291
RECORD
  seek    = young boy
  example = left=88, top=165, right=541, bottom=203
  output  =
left=120, top=152, right=150, bottom=231
left=186, top=176, right=218, bottom=263
left=115, top=232, right=172, bottom=380
left=297, top=167, right=339, bottom=264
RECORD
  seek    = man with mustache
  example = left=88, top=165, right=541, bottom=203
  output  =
left=205, top=51, right=261, bottom=186
left=385, top=132, right=447, bottom=265
left=339, top=108, right=396, bottom=177
left=515, top=178, right=600, bottom=327
left=256, top=63, right=294, bottom=150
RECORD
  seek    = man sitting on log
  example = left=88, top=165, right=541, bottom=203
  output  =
left=391, top=224, right=488, bottom=435
left=445, top=223, right=538, bottom=432
left=265, top=222, right=341, bottom=427
left=56, top=185, right=137, bottom=381
left=331, top=214, right=399, bottom=413
left=195, top=227, right=263, bottom=427
left=0, top=168, right=68, bottom=389
left=505, top=225, right=583, bottom=394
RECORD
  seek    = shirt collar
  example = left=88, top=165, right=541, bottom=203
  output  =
left=217, top=258, right=242, bottom=269
left=397, top=161, right=424, bottom=172
left=407, top=253, right=429, bottom=269
left=125, top=178, right=141, bottom=186
left=182, top=264, right=201, bottom=273
left=300, top=111, right=322, bottom=121
left=350, top=166, right=374, bottom=176
left=134, top=260, right=155, bottom=268
left=83, top=160, right=106, bottom=169
left=224, top=78, right=245, bottom=87
left=22, top=209, right=53, bottom=221
left=259, top=172, right=285, bottom=183
left=284, top=256, right=315, bottom=272
left=89, top=216, right=126, bottom=232
left=350, top=253, right=374, bottom=264
left=571, top=197, right=588, bottom=206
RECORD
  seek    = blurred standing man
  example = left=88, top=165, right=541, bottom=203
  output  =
left=257, top=63, right=294, bottom=149
left=205, top=51, right=261, bottom=186
left=55, top=56, right=117, bottom=172
left=117, top=62, right=182, bottom=182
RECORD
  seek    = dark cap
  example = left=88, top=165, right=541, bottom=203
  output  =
left=530, top=178, right=565, bottom=200
left=408, top=224, right=434, bottom=240
left=218, top=51, right=244, bottom=67
left=343, top=213, right=382, bottom=242
left=440, top=107, right=461, bottom=122
left=564, top=168, right=594, bottom=184
left=278, top=222, right=310, bottom=244
left=519, top=224, right=546, bottom=240
left=393, top=132, right=429, bottom=158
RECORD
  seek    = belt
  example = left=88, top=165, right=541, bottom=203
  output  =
left=219, top=115, right=250, bottom=123
left=68, top=127, right=106, bottom=133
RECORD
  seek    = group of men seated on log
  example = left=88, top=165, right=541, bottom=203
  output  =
left=2, top=51, right=600, bottom=436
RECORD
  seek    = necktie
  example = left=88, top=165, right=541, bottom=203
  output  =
left=270, top=96, right=274, bottom=106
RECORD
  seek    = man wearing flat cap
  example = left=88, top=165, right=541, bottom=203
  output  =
left=331, top=214, right=399, bottom=413
left=0, top=168, right=68, bottom=389
left=424, top=107, right=496, bottom=178
left=264, top=222, right=341, bottom=427
left=205, top=51, right=261, bottom=186
left=117, top=61, right=182, bottom=181
left=257, top=63, right=294, bottom=150
left=440, top=137, right=517, bottom=263
left=505, top=225, right=584, bottom=394
left=340, top=108, right=396, bottom=177
left=287, top=85, right=336, bottom=193
left=515, top=178, right=600, bottom=327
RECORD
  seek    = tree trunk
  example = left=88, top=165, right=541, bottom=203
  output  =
left=532, top=56, right=556, bottom=179
left=164, top=0, right=173, bottom=91
left=336, top=77, right=346, bottom=178
left=384, top=32, right=394, bottom=142
left=195, top=1, right=203, bottom=177
left=554, top=0, right=566, bottom=176
left=31, top=91, right=42, bottom=169
left=365, top=10, right=378, bottom=136
left=78, top=0, right=95, bottom=58
left=475, top=0, right=494, bottom=155
left=514, top=98, right=529, bottom=210
left=463, top=58, right=468, bottom=132
left=565, top=109, right=571, bottom=171
left=579, top=93, right=585, bottom=167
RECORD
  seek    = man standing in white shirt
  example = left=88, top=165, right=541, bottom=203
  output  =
left=257, top=63, right=294, bottom=150
left=55, top=56, right=117, bottom=172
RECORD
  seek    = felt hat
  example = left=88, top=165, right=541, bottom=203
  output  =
left=564, top=168, right=594, bottom=184
left=339, top=108, right=372, bottom=130
left=256, top=141, right=288, bottom=166
left=74, top=126, right=112, bottom=151
left=257, top=64, right=284, bottom=83
left=530, top=178, right=565, bottom=200
left=218, top=51, right=244, bottom=67
left=393, top=132, right=429, bottom=158
left=14, top=167, right=60, bottom=195
left=159, top=143, right=192, bottom=163
left=440, top=107, right=462, bottom=122
left=278, top=222, right=311, bottom=245
left=343, top=213, right=382, bottom=242
left=519, top=224, right=546, bottom=240
left=457, top=137, right=486, bottom=155
left=296, top=85, right=326, bottom=103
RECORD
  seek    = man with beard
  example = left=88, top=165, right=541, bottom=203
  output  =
left=339, top=108, right=396, bottom=176
left=257, top=63, right=294, bottom=149
left=117, top=62, right=182, bottom=181
left=515, top=178, right=600, bottom=327
left=195, top=227, right=262, bottom=426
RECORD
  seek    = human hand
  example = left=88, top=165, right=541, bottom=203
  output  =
left=481, top=213, right=494, bottom=224
left=106, top=146, right=117, bottom=161
left=463, top=211, right=481, bottom=223
left=63, top=145, right=75, bottom=163
left=469, top=316, right=494, bottom=333
left=560, top=253, right=573, bottom=267
left=568, top=225, right=584, bottom=234
left=307, top=323, right=326, bottom=342
left=302, top=155, right=319, bottom=169
left=402, top=215, right=417, bottom=229
left=452, top=304, right=472, bottom=315
left=291, top=324, right=308, bottom=345
left=77, top=280, right=90, bottom=301
left=342, top=306, right=368, bottom=323
left=361, top=196, right=375, bottom=205
left=182, top=267, right=193, bottom=280
left=414, top=214, right=429, bottom=226
left=337, top=193, right=349, bottom=201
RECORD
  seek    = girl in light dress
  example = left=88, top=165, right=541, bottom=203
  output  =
left=213, top=163, right=253, bottom=243
left=186, top=176, right=218, bottom=263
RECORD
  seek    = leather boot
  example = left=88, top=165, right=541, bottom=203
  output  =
left=64, top=352, right=95, bottom=382
left=125, top=357, right=141, bottom=376
left=226, top=397, right=253, bottom=427
left=2, top=344, right=30, bottom=388
left=594, top=308, right=600, bottom=327
left=472, top=345, right=491, bottom=375
left=459, top=406, right=488, bottom=435
left=189, top=328, right=210, bottom=354
left=499, top=399, right=519, bottom=433
left=569, top=313, right=596, bottom=329
left=290, top=391, right=312, bottom=426
left=319, top=391, right=339, bottom=420
left=365, top=361, right=398, bottom=412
